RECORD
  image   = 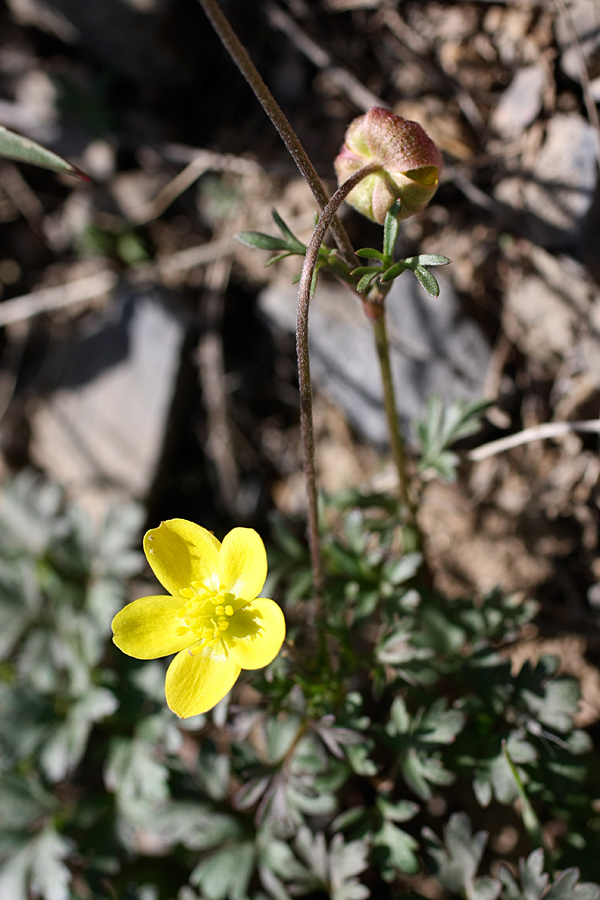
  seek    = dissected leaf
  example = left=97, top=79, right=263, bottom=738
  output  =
left=191, top=841, right=256, bottom=900
left=0, top=826, right=74, bottom=900
left=499, top=850, right=600, bottom=900
left=424, top=812, right=500, bottom=900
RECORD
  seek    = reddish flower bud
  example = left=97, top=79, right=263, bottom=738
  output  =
left=334, top=107, right=443, bottom=225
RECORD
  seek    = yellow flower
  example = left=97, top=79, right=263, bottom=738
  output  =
left=112, top=519, right=285, bottom=718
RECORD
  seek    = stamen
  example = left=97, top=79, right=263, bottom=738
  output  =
left=178, top=583, right=252, bottom=649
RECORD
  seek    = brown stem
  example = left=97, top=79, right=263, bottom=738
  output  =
left=297, top=165, right=380, bottom=602
left=197, top=0, right=356, bottom=268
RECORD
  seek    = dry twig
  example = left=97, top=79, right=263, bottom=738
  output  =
left=469, top=420, right=600, bottom=462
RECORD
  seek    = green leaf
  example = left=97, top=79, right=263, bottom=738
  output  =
left=413, top=265, right=440, bottom=297
left=191, top=841, right=256, bottom=900
left=194, top=739, right=231, bottom=801
left=424, top=812, right=500, bottom=900
left=518, top=657, right=581, bottom=733
left=546, top=870, right=600, bottom=900
left=351, top=265, right=381, bottom=278
left=235, top=231, right=292, bottom=251
left=402, top=747, right=454, bottom=800
left=265, top=252, right=296, bottom=266
left=294, top=829, right=370, bottom=900
left=383, top=200, right=402, bottom=258
left=0, top=125, right=88, bottom=180
left=355, top=248, right=385, bottom=261
left=41, top=686, right=118, bottom=782
left=105, top=734, right=170, bottom=818
left=379, top=260, right=409, bottom=283
left=0, top=825, right=74, bottom=900
left=0, top=772, right=58, bottom=833
left=271, top=208, right=306, bottom=252
left=499, top=849, right=547, bottom=900
left=374, top=820, right=420, bottom=879
left=328, top=833, right=370, bottom=900
left=356, top=272, right=379, bottom=292
left=417, top=396, right=490, bottom=480
left=407, top=254, right=452, bottom=267
left=499, top=849, right=600, bottom=900
left=471, top=731, right=537, bottom=807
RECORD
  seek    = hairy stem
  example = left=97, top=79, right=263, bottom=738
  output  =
left=197, top=0, right=356, bottom=267
left=297, top=165, right=380, bottom=602
left=370, top=308, right=420, bottom=545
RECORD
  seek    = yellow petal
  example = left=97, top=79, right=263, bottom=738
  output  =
left=229, top=598, right=285, bottom=670
left=165, top=643, right=241, bottom=717
left=218, top=528, right=267, bottom=601
left=144, top=519, right=221, bottom=597
left=112, top=595, right=192, bottom=659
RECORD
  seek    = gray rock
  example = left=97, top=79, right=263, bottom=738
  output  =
left=495, top=113, right=598, bottom=247
left=491, top=63, right=547, bottom=138
left=556, top=0, right=600, bottom=83
left=502, top=241, right=600, bottom=372
left=29, top=285, right=190, bottom=502
left=259, top=274, right=491, bottom=447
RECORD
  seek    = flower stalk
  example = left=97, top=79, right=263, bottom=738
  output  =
left=370, top=305, right=420, bottom=547
left=197, top=0, right=356, bottom=268
left=297, top=165, right=380, bottom=601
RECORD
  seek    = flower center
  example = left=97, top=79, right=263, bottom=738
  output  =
left=175, top=582, right=251, bottom=654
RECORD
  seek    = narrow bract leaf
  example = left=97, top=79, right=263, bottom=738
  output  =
left=236, top=231, right=291, bottom=251
left=351, top=265, right=381, bottom=277
left=357, top=272, right=379, bottom=292
left=412, top=254, right=452, bottom=267
left=271, top=208, right=305, bottom=251
left=0, top=125, right=89, bottom=180
left=265, top=252, right=295, bottom=266
left=383, top=200, right=402, bottom=258
left=355, top=248, right=386, bottom=261
left=413, top=266, right=440, bottom=297
left=380, top=261, right=408, bottom=283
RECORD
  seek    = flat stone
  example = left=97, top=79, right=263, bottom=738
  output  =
left=29, top=285, right=190, bottom=503
left=491, top=63, right=546, bottom=138
left=502, top=241, right=600, bottom=371
left=259, top=274, right=491, bottom=448
left=556, top=0, right=600, bottom=83
left=495, top=113, right=598, bottom=247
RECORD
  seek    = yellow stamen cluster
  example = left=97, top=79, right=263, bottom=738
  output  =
left=175, top=582, right=248, bottom=651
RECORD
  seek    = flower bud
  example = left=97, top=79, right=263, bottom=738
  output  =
left=334, top=107, right=443, bottom=225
